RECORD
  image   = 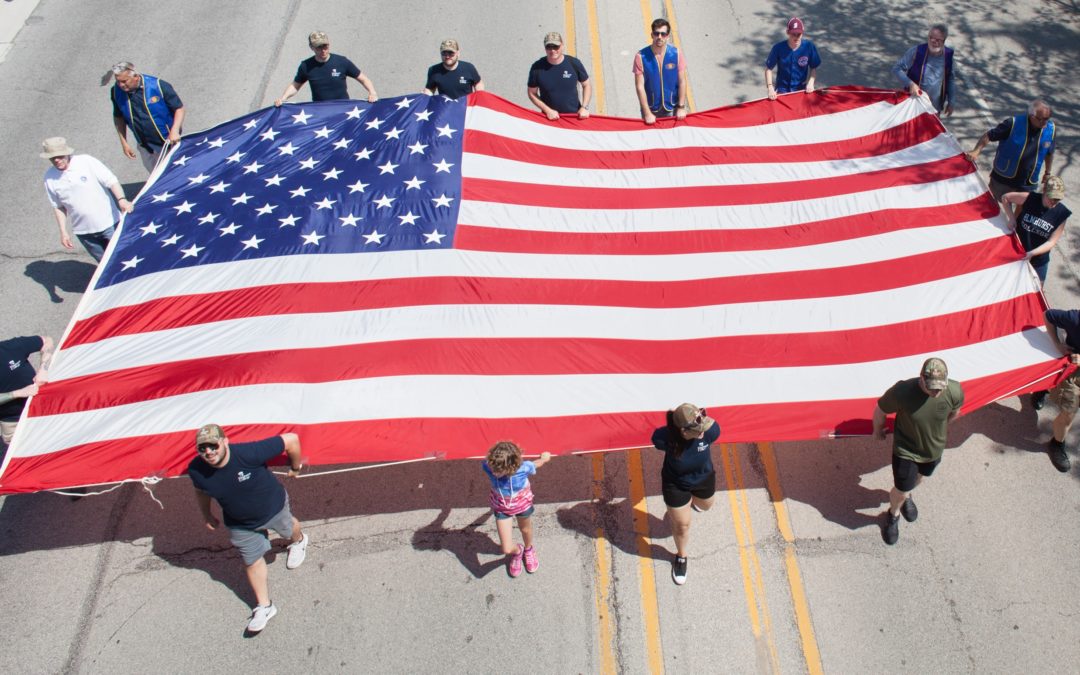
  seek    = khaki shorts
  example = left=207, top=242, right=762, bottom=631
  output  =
left=1051, top=369, right=1080, bottom=415
left=1, top=420, right=17, bottom=445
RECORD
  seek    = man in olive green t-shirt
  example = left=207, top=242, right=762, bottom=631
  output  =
left=872, top=357, right=964, bottom=545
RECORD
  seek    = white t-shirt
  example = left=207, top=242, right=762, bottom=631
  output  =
left=43, top=154, right=121, bottom=235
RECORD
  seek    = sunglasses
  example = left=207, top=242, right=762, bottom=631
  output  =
left=197, top=442, right=219, bottom=454
left=652, top=31, right=669, bottom=37
left=441, top=50, right=456, bottom=57
left=545, top=43, right=561, bottom=50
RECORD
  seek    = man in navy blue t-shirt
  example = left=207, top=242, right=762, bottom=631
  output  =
left=0, top=335, right=53, bottom=446
left=1042, top=309, right=1080, bottom=472
left=189, top=424, right=308, bottom=633
left=275, top=31, right=377, bottom=105
left=527, top=31, right=591, bottom=120
left=424, top=38, right=484, bottom=100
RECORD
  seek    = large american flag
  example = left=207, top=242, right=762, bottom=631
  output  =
left=0, top=88, right=1065, bottom=493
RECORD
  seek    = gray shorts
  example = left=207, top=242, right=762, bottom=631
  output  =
left=229, top=498, right=295, bottom=566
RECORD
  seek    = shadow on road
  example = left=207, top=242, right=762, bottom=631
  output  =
left=23, top=259, right=96, bottom=303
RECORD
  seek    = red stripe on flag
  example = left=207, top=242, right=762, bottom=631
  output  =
left=32, top=295, right=1046, bottom=417
left=461, top=156, right=974, bottom=209
left=463, top=115, right=944, bottom=169
left=0, top=359, right=1063, bottom=494
left=455, top=196, right=999, bottom=255
left=64, top=236, right=1019, bottom=347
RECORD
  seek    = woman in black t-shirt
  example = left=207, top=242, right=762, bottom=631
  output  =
left=651, top=403, right=720, bottom=585
left=1000, top=176, right=1071, bottom=285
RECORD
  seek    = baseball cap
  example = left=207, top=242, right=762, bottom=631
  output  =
left=40, top=137, right=75, bottom=159
left=920, top=358, right=949, bottom=391
left=308, top=31, right=330, bottom=47
left=543, top=31, right=563, bottom=46
left=673, top=403, right=716, bottom=436
left=787, top=17, right=805, bottom=34
left=440, top=39, right=459, bottom=53
left=195, top=423, right=226, bottom=447
left=1045, top=176, right=1066, bottom=201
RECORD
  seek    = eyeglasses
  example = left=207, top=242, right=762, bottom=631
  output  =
left=441, top=50, right=456, bottom=57
left=652, top=31, right=669, bottom=37
left=544, top=44, right=561, bottom=50
left=197, top=443, right=218, bottom=455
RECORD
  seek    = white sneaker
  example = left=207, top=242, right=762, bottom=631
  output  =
left=247, top=603, right=277, bottom=633
left=286, top=532, right=309, bottom=569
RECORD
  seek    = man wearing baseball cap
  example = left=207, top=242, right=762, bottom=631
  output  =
left=275, top=31, right=377, bottom=105
left=764, top=17, right=821, bottom=99
left=1041, top=307, right=1080, bottom=472
left=999, top=175, right=1070, bottom=287
left=188, top=424, right=308, bottom=633
left=41, top=137, right=132, bottom=262
left=872, top=358, right=964, bottom=545
left=424, top=38, right=484, bottom=100
left=527, top=31, right=591, bottom=120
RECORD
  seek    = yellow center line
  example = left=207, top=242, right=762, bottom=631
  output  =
left=660, top=0, right=696, bottom=112
left=626, top=448, right=664, bottom=673
left=591, top=454, right=617, bottom=674
left=585, top=0, right=606, bottom=114
left=758, top=441, right=824, bottom=675
left=721, top=443, right=781, bottom=673
left=563, top=0, right=576, bottom=56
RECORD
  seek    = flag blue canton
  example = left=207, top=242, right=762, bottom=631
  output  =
left=98, top=94, right=468, bottom=289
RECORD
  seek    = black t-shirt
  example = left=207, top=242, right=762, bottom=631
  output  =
left=1046, top=309, right=1080, bottom=353
left=527, top=55, right=589, bottom=113
left=1016, top=192, right=1071, bottom=266
left=0, top=336, right=42, bottom=421
left=295, top=53, right=362, bottom=101
left=188, top=436, right=288, bottom=529
left=426, top=61, right=482, bottom=99
left=652, top=422, right=721, bottom=489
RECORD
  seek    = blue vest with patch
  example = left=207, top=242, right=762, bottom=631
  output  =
left=639, top=45, right=679, bottom=113
left=994, top=114, right=1055, bottom=187
left=112, top=74, right=173, bottom=147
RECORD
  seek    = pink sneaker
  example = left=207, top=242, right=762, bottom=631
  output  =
left=523, top=546, right=538, bottom=573
left=508, top=544, right=524, bottom=578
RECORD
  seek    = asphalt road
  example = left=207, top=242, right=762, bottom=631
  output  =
left=0, top=0, right=1078, bottom=673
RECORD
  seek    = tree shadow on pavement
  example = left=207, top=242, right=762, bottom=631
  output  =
left=23, top=259, right=96, bottom=303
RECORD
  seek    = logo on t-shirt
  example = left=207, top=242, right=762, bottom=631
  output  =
left=80, top=176, right=88, bottom=183
left=237, top=470, right=251, bottom=482
left=797, top=56, right=809, bottom=67
left=459, top=76, right=467, bottom=84
left=562, top=70, right=573, bottom=78
left=696, top=441, right=707, bottom=452
left=7, top=359, right=20, bottom=371
left=331, top=69, right=341, bottom=78
left=1022, top=214, right=1054, bottom=234
left=149, top=96, right=160, bottom=104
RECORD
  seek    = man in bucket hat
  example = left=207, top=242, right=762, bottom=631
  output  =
left=188, top=424, right=309, bottom=633
left=40, top=137, right=132, bottom=263
left=872, top=358, right=964, bottom=545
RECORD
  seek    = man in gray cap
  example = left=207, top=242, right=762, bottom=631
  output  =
left=188, top=424, right=308, bottom=633
left=41, top=137, right=132, bottom=263
left=892, top=24, right=956, bottom=116
left=873, top=358, right=964, bottom=545
left=110, top=62, right=185, bottom=172
left=275, top=31, right=377, bottom=105
left=966, top=99, right=1055, bottom=200
left=424, top=39, right=484, bottom=99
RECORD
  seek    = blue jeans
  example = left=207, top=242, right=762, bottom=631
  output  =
left=76, top=224, right=116, bottom=262
left=1031, top=257, right=1049, bottom=286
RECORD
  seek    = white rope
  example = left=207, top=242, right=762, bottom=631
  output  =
left=52, top=475, right=164, bottom=508
left=270, top=455, right=441, bottom=478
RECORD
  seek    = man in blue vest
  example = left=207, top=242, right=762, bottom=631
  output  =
left=966, top=99, right=1055, bottom=200
left=110, top=62, right=185, bottom=173
left=892, top=24, right=955, bottom=116
left=634, top=18, right=688, bottom=125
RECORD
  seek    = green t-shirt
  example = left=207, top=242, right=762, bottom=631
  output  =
left=878, top=378, right=964, bottom=462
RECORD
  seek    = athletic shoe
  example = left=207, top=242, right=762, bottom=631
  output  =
left=247, top=603, right=277, bottom=633
left=523, top=546, right=539, bottom=574
left=286, top=532, right=309, bottom=569
left=672, top=556, right=688, bottom=585
left=1032, top=390, right=1048, bottom=410
left=690, top=502, right=703, bottom=513
left=1048, top=439, right=1071, bottom=473
left=882, top=512, right=900, bottom=545
left=900, top=497, right=918, bottom=523
left=508, top=544, right=524, bottom=578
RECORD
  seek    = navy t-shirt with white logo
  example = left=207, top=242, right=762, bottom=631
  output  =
left=295, top=53, right=361, bottom=101
left=426, top=61, right=482, bottom=99
left=527, top=55, right=589, bottom=113
left=0, top=336, right=42, bottom=421
left=652, top=422, right=721, bottom=489
left=1016, top=191, right=1071, bottom=267
left=188, top=436, right=287, bottom=529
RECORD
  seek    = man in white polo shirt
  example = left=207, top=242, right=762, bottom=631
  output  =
left=41, top=137, right=132, bottom=262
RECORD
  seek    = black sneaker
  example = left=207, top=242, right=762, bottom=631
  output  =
left=882, top=512, right=900, bottom=545
left=672, top=556, right=688, bottom=585
left=1032, top=390, right=1048, bottom=410
left=900, top=497, right=918, bottom=523
left=1048, top=439, right=1071, bottom=473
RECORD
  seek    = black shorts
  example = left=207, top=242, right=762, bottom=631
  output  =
left=892, top=455, right=940, bottom=492
left=661, top=472, right=716, bottom=508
